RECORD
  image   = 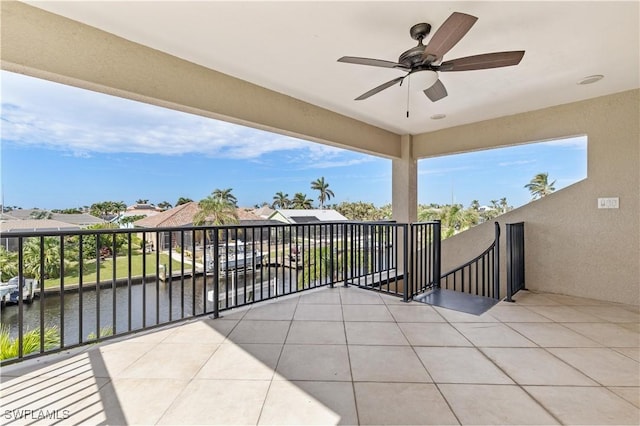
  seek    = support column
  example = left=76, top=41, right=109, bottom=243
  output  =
left=392, top=134, right=418, bottom=223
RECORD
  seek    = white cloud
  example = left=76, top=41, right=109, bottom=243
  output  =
left=0, top=70, right=358, bottom=163
left=304, top=156, right=374, bottom=169
left=498, top=159, right=536, bottom=167
left=538, top=136, right=588, bottom=149
left=418, top=165, right=475, bottom=176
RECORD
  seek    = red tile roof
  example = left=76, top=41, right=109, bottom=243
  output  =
left=133, top=204, right=263, bottom=228
left=133, top=202, right=200, bottom=228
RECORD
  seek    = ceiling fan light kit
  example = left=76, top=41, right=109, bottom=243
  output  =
left=410, top=70, right=439, bottom=91
left=338, top=12, right=525, bottom=105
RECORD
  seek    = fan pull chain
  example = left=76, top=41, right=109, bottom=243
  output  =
left=406, top=76, right=410, bottom=118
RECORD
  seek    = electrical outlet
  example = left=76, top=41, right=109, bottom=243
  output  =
left=597, top=197, right=619, bottom=209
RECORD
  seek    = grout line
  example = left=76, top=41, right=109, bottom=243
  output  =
left=340, top=286, right=361, bottom=425
left=254, top=292, right=299, bottom=425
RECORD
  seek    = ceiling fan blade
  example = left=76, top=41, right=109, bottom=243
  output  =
left=439, top=51, right=525, bottom=71
left=355, top=76, right=405, bottom=100
left=424, top=79, right=448, bottom=102
left=338, top=56, right=409, bottom=70
left=423, top=12, right=478, bottom=62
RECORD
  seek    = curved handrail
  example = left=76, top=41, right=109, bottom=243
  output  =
left=439, top=222, right=500, bottom=299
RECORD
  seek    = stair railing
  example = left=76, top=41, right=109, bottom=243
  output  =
left=439, top=222, right=501, bottom=300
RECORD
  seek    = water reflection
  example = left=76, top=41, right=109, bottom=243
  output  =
left=0, top=267, right=298, bottom=345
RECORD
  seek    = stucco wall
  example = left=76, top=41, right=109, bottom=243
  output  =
left=430, top=90, right=639, bottom=305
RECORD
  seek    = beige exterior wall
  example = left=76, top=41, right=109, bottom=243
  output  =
left=427, top=90, right=639, bottom=305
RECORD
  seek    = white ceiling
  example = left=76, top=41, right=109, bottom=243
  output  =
left=27, top=1, right=640, bottom=135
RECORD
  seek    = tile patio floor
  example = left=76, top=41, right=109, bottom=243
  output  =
left=1, top=286, right=639, bottom=425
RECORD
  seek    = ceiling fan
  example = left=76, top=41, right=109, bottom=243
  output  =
left=338, top=12, right=525, bottom=102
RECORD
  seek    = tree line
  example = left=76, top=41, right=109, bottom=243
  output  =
left=3, top=172, right=555, bottom=227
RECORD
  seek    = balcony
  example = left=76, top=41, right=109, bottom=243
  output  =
left=1, top=222, right=638, bottom=424
left=1, top=285, right=639, bottom=425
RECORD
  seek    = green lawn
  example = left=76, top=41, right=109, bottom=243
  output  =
left=43, top=253, right=185, bottom=289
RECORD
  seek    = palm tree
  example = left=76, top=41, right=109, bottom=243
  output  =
left=499, top=197, right=510, bottom=213
left=437, top=204, right=478, bottom=239
left=193, top=196, right=238, bottom=248
left=193, top=195, right=238, bottom=226
left=89, top=201, right=124, bottom=220
left=22, top=237, right=65, bottom=281
left=525, top=172, right=556, bottom=200
left=0, top=247, right=18, bottom=281
left=310, top=177, right=335, bottom=209
left=291, top=193, right=313, bottom=209
left=157, top=201, right=172, bottom=211
left=212, top=188, right=238, bottom=206
left=272, top=192, right=290, bottom=209
left=175, top=197, right=193, bottom=206
left=114, top=201, right=127, bottom=224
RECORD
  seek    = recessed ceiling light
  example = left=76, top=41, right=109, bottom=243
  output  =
left=578, top=75, right=604, bottom=85
left=430, top=114, right=446, bottom=120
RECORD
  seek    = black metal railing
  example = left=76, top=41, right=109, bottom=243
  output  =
left=0, top=221, right=417, bottom=364
left=439, top=222, right=501, bottom=299
left=505, top=222, right=526, bottom=302
left=343, top=222, right=409, bottom=298
left=407, top=221, right=441, bottom=301
left=0, top=219, right=508, bottom=364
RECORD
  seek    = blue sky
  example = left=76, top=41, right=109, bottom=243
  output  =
left=1, top=70, right=586, bottom=210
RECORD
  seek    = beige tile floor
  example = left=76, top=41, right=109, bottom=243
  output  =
left=1, top=286, right=638, bottom=425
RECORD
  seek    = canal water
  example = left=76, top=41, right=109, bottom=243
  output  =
left=0, top=267, right=299, bottom=346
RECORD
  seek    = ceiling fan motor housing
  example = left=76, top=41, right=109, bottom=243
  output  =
left=399, top=23, right=432, bottom=68
left=399, top=45, right=428, bottom=68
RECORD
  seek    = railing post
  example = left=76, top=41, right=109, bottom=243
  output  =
left=343, top=222, right=349, bottom=287
left=506, top=223, right=513, bottom=302
left=212, top=228, right=220, bottom=319
left=17, top=237, right=24, bottom=360
left=505, top=222, right=525, bottom=302
left=433, top=221, right=442, bottom=289
left=519, top=224, right=526, bottom=292
left=329, top=223, right=334, bottom=288
left=403, top=223, right=410, bottom=302
left=59, top=235, right=66, bottom=346
left=493, top=222, right=501, bottom=300
left=39, top=236, right=45, bottom=354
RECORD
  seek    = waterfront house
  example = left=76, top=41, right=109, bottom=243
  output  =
left=0, top=209, right=104, bottom=227
left=0, top=219, right=81, bottom=251
left=51, top=213, right=106, bottom=228
left=133, top=202, right=280, bottom=250
left=251, top=205, right=275, bottom=219
left=269, top=209, right=348, bottom=225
